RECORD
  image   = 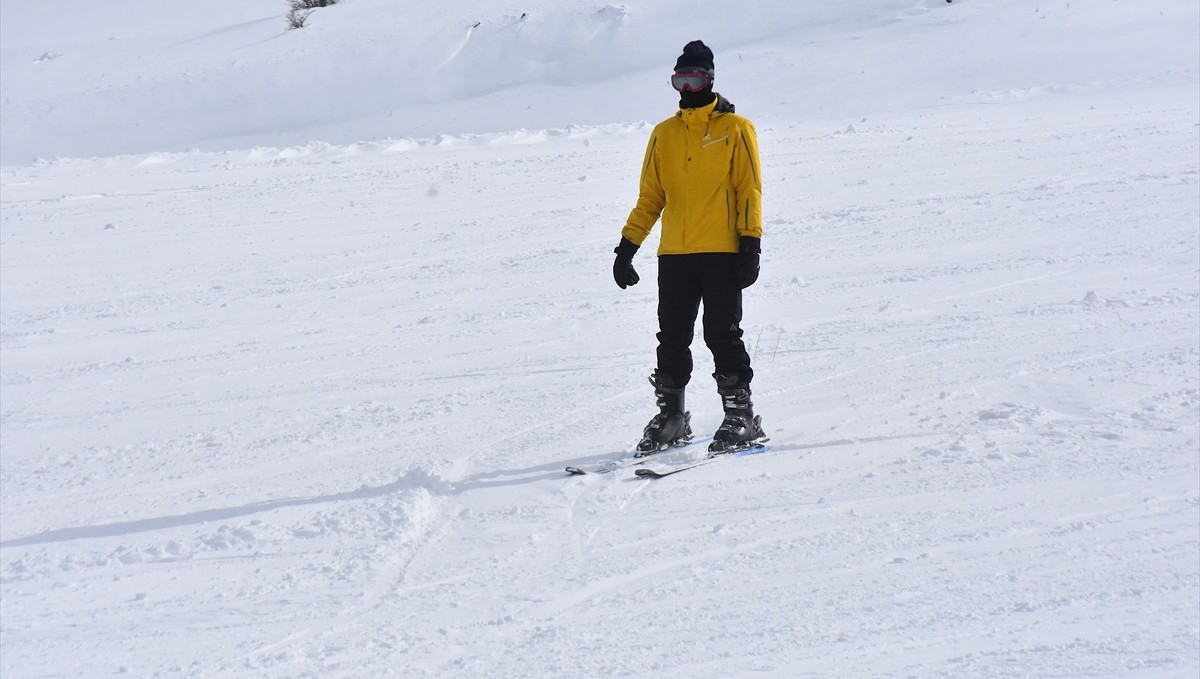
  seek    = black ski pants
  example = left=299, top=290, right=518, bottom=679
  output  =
left=656, top=253, right=753, bottom=387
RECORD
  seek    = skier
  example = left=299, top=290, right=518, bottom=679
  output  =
left=612, top=40, right=767, bottom=455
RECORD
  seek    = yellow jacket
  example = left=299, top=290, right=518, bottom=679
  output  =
left=622, top=96, right=762, bottom=255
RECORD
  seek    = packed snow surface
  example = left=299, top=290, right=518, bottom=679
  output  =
left=1, top=0, right=1198, bottom=677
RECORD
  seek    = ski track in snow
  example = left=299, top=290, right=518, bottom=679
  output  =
left=2, top=1, right=1200, bottom=676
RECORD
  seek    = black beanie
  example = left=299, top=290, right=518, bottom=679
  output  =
left=674, top=40, right=714, bottom=73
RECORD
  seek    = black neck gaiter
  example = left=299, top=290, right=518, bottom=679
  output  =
left=679, top=88, right=716, bottom=110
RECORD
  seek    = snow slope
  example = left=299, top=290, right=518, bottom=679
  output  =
left=3, top=0, right=1196, bottom=163
left=4, top=0, right=925, bottom=163
left=2, top=0, right=1199, bottom=677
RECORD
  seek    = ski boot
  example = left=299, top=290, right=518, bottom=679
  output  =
left=635, top=371, right=694, bottom=456
left=709, top=373, right=768, bottom=455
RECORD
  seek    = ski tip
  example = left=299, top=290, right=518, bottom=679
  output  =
left=634, top=468, right=665, bottom=479
left=565, top=466, right=587, bottom=475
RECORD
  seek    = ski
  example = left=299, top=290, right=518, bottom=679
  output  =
left=634, top=442, right=771, bottom=479
left=565, top=437, right=710, bottom=475
left=564, top=455, right=644, bottom=476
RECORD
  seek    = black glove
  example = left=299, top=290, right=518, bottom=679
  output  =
left=613, top=237, right=640, bottom=289
left=735, top=236, right=760, bottom=289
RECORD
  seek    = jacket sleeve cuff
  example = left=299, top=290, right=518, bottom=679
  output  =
left=615, top=237, right=640, bottom=257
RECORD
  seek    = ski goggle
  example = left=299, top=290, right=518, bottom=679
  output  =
left=670, top=70, right=712, bottom=92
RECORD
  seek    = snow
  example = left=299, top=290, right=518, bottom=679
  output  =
left=1, top=0, right=1198, bottom=677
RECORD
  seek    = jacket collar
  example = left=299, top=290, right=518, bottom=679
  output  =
left=676, top=93, right=735, bottom=124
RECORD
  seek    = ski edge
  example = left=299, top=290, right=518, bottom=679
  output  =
left=634, top=442, right=771, bottom=479
left=565, top=437, right=712, bottom=476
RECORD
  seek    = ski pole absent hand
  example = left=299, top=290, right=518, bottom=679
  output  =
left=735, top=236, right=760, bottom=288
left=613, top=237, right=640, bottom=289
